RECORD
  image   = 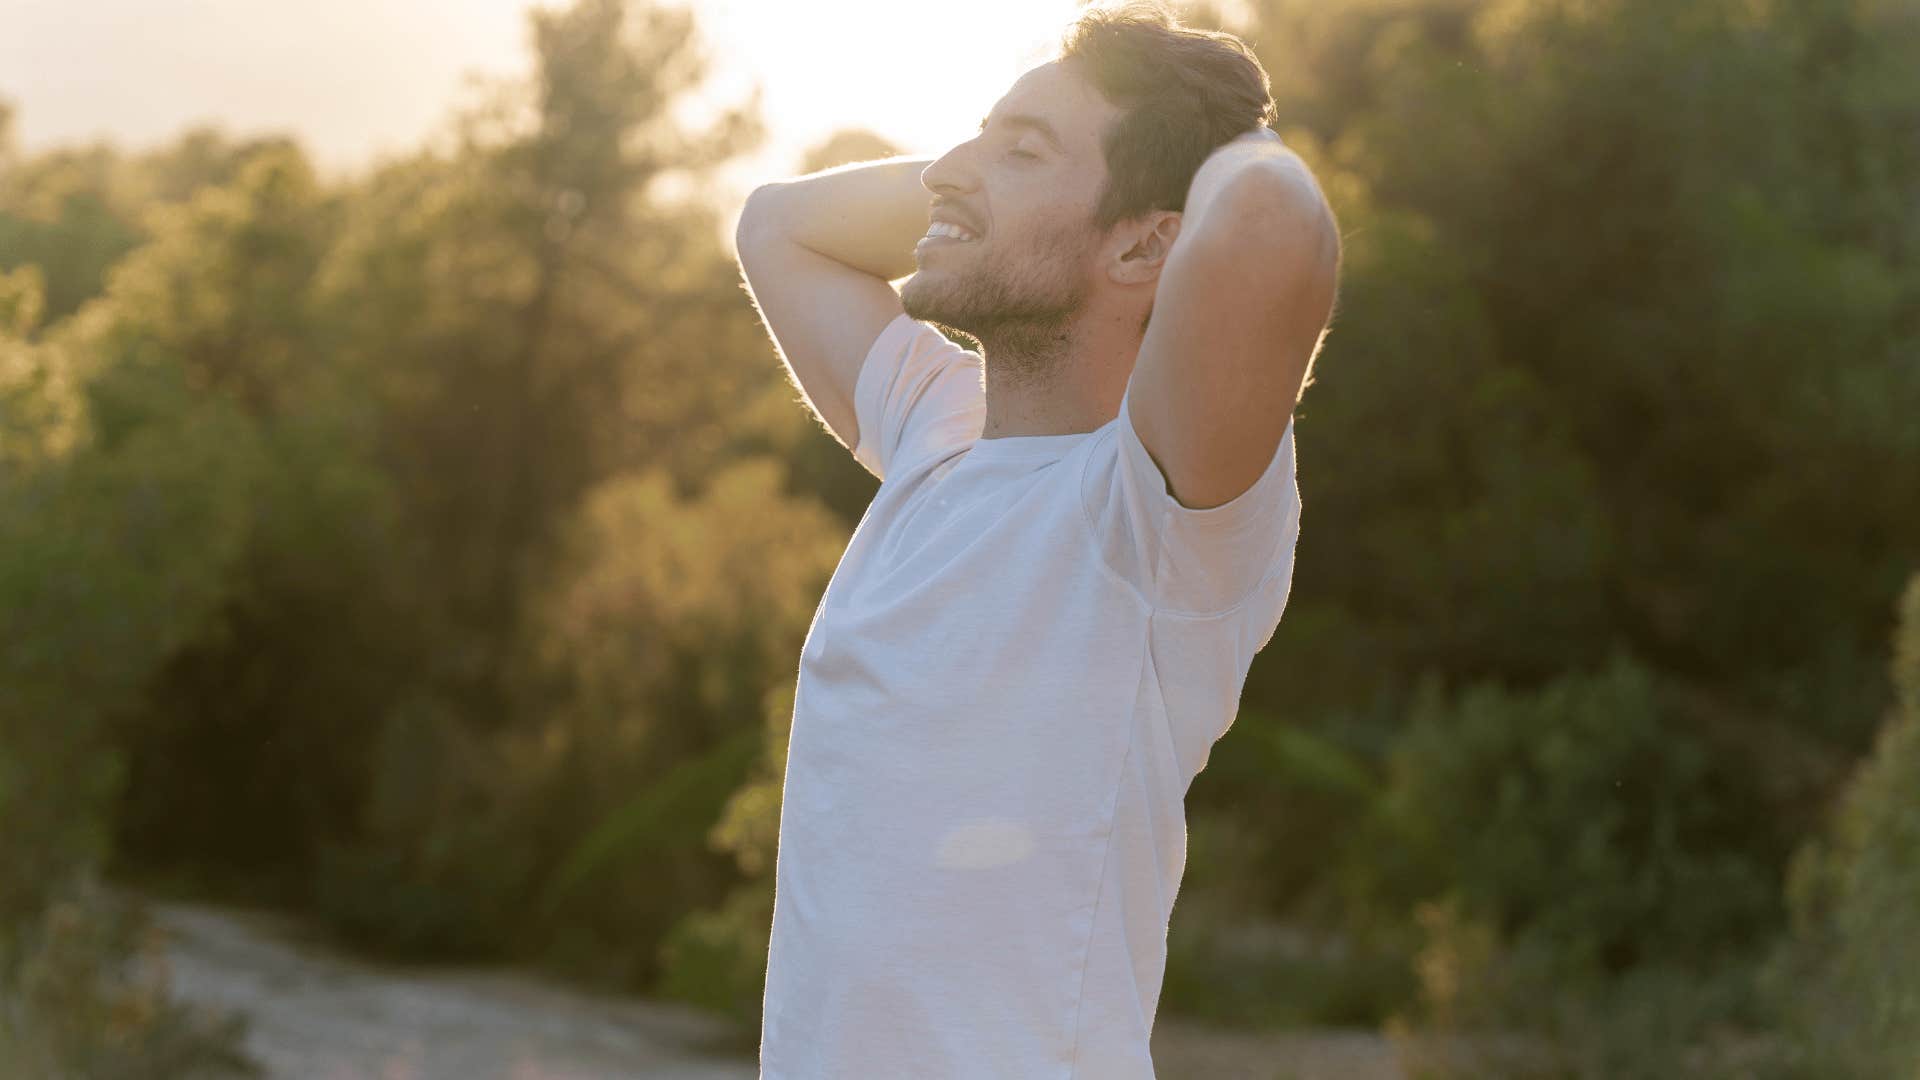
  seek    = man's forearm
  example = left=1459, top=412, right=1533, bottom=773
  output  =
left=738, top=156, right=936, bottom=282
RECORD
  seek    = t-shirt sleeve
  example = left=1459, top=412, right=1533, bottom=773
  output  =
left=850, top=313, right=986, bottom=482
left=1082, top=377, right=1302, bottom=618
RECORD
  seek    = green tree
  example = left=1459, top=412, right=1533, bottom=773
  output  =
left=306, top=0, right=810, bottom=983
left=0, top=234, right=260, bottom=1079
left=1189, top=0, right=1920, bottom=1018
left=314, top=0, right=763, bottom=736
left=0, top=111, right=299, bottom=325
left=81, top=146, right=408, bottom=893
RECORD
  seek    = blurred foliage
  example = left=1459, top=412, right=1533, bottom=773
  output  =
left=1357, top=657, right=1777, bottom=971
left=1185, top=0, right=1920, bottom=1056
left=0, top=193, right=259, bottom=1074
left=0, top=875, right=259, bottom=1079
left=1385, top=896, right=1773, bottom=1079
left=0, top=0, right=1915, bottom=1070
left=1767, top=573, right=1920, bottom=1077
left=1372, top=662, right=1779, bottom=1077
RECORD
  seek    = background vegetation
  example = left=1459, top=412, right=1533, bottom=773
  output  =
left=2, top=0, right=1915, bottom=1074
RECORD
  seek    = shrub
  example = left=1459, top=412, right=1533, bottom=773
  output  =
left=0, top=874, right=259, bottom=1079
left=1357, top=654, right=1777, bottom=973
left=1770, top=573, right=1920, bottom=1077
left=655, top=879, right=774, bottom=1041
left=654, top=682, right=794, bottom=1027
left=315, top=459, right=843, bottom=991
left=1363, top=655, right=1780, bottom=1075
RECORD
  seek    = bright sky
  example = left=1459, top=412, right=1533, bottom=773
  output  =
left=0, top=0, right=1089, bottom=216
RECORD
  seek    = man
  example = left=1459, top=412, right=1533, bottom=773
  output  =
left=732, top=3, right=1339, bottom=1076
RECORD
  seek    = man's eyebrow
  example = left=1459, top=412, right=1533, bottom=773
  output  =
left=977, top=112, right=1067, bottom=153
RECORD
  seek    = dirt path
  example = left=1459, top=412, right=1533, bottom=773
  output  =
left=152, top=899, right=1402, bottom=1080
left=153, top=900, right=758, bottom=1080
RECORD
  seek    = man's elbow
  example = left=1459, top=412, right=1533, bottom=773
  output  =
left=1195, top=174, right=1340, bottom=300
left=1202, top=160, right=1334, bottom=247
left=734, top=183, right=790, bottom=254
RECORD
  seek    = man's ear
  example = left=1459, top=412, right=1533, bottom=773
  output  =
left=1110, top=211, right=1181, bottom=285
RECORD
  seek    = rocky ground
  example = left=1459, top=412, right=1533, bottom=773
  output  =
left=151, top=899, right=1403, bottom=1080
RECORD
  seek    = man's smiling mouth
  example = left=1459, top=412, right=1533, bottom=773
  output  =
left=923, top=222, right=980, bottom=242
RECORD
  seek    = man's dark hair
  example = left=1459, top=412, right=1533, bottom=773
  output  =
left=1057, top=1, right=1278, bottom=233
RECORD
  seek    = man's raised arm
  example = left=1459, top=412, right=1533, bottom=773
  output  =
left=1125, top=129, right=1341, bottom=511
left=734, top=156, right=936, bottom=452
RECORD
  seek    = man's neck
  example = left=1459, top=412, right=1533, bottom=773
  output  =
left=976, top=307, right=1140, bottom=439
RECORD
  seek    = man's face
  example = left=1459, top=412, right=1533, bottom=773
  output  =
left=900, top=61, right=1121, bottom=351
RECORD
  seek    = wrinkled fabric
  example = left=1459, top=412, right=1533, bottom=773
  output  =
left=759, top=314, right=1301, bottom=1079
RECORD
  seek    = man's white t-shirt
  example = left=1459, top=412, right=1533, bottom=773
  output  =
left=759, top=313, right=1301, bottom=1079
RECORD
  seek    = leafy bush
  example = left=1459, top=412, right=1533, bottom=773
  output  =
left=656, top=879, right=774, bottom=1039
left=1357, top=655, right=1777, bottom=972
left=317, top=458, right=842, bottom=989
left=1163, top=908, right=1414, bottom=1029
left=1360, top=656, right=1779, bottom=1073
left=1769, top=573, right=1920, bottom=1077
left=313, top=694, right=538, bottom=959
left=654, top=681, right=793, bottom=1025
left=0, top=875, right=259, bottom=1078
left=1388, top=896, right=1769, bottom=1080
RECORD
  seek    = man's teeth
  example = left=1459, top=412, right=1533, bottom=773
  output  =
left=925, top=222, right=978, bottom=241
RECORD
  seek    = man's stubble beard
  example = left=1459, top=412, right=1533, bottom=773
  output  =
left=901, top=226, right=1094, bottom=381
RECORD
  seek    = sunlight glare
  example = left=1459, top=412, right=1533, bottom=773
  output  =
left=682, top=0, right=1089, bottom=193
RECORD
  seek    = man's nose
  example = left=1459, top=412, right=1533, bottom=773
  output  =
left=921, top=143, right=979, bottom=196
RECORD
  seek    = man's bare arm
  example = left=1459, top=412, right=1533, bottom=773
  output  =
left=734, top=156, right=935, bottom=451
left=1125, top=130, right=1341, bottom=510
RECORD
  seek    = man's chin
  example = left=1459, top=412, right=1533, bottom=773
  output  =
left=900, top=284, right=952, bottom=327
left=901, top=304, right=976, bottom=344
